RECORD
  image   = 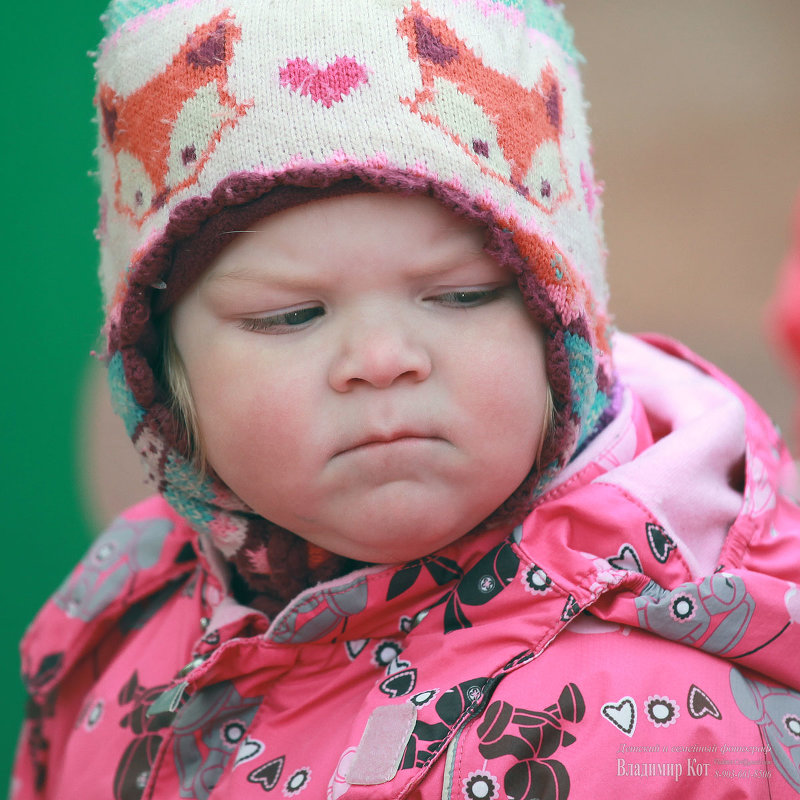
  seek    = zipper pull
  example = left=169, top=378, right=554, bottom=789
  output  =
left=146, top=654, right=208, bottom=718
left=146, top=680, right=189, bottom=717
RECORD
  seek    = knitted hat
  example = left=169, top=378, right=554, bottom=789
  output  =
left=95, top=0, right=614, bottom=608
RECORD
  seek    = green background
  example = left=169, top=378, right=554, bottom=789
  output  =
left=2, top=0, right=107, bottom=791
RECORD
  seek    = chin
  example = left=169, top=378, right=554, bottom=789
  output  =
left=313, top=514, right=478, bottom=565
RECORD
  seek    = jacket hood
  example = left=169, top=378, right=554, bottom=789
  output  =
left=94, top=0, right=613, bottom=605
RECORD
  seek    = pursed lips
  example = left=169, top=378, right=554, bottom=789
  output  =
left=333, top=430, right=443, bottom=457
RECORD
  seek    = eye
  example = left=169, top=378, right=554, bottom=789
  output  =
left=427, top=287, right=506, bottom=307
left=238, top=306, right=324, bottom=333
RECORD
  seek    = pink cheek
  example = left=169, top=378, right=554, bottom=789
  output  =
left=226, top=390, right=298, bottom=439
left=461, top=347, right=547, bottom=436
left=192, top=344, right=324, bottom=448
left=458, top=345, right=536, bottom=398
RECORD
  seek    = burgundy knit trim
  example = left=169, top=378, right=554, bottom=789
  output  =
left=229, top=517, right=364, bottom=617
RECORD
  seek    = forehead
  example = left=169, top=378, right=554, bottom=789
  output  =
left=202, top=192, right=497, bottom=286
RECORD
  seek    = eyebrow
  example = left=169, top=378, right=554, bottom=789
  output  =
left=205, top=230, right=490, bottom=288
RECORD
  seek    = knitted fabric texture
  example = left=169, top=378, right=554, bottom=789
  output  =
left=95, top=0, right=614, bottom=607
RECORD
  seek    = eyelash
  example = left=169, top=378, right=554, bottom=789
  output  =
left=428, top=287, right=505, bottom=307
left=237, top=306, right=324, bottom=334
left=236, top=287, right=506, bottom=334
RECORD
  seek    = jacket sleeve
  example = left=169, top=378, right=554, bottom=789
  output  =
left=9, top=692, right=55, bottom=800
left=10, top=503, right=198, bottom=799
left=9, top=663, right=97, bottom=800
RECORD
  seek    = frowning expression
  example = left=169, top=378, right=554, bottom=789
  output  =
left=171, top=193, right=549, bottom=562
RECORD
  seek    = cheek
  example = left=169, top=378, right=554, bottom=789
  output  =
left=457, top=316, right=546, bottom=408
left=188, top=352, right=317, bottom=473
left=453, top=317, right=548, bottom=461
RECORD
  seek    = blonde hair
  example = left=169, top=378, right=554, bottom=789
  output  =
left=535, top=385, right=555, bottom=473
left=162, top=323, right=206, bottom=471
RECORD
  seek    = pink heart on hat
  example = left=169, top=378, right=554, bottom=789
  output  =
left=280, top=56, right=369, bottom=107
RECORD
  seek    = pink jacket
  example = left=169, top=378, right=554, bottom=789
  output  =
left=13, top=335, right=800, bottom=799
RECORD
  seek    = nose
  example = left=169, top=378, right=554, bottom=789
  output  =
left=328, top=311, right=433, bottom=392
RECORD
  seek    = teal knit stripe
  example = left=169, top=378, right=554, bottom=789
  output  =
left=513, top=0, right=580, bottom=63
left=102, top=0, right=580, bottom=61
left=107, top=352, right=145, bottom=437
left=564, top=330, right=608, bottom=448
left=102, top=0, right=178, bottom=34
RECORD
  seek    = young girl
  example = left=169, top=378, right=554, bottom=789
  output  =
left=14, top=1, right=800, bottom=798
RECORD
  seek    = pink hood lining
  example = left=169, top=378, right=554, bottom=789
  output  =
left=593, top=333, right=746, bottom=577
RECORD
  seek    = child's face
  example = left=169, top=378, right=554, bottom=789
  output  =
left=171, top=193, right=549, bottom=563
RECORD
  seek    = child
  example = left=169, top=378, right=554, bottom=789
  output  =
left=13, top=1, right=800, bottom=798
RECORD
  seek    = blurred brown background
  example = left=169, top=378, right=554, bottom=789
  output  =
left=83, top=0, right=800, bottom=525
left=572, top=1, right=800, bottom=434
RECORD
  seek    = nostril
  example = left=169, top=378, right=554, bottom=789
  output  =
left=329, top=336, right=432, bottom=391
